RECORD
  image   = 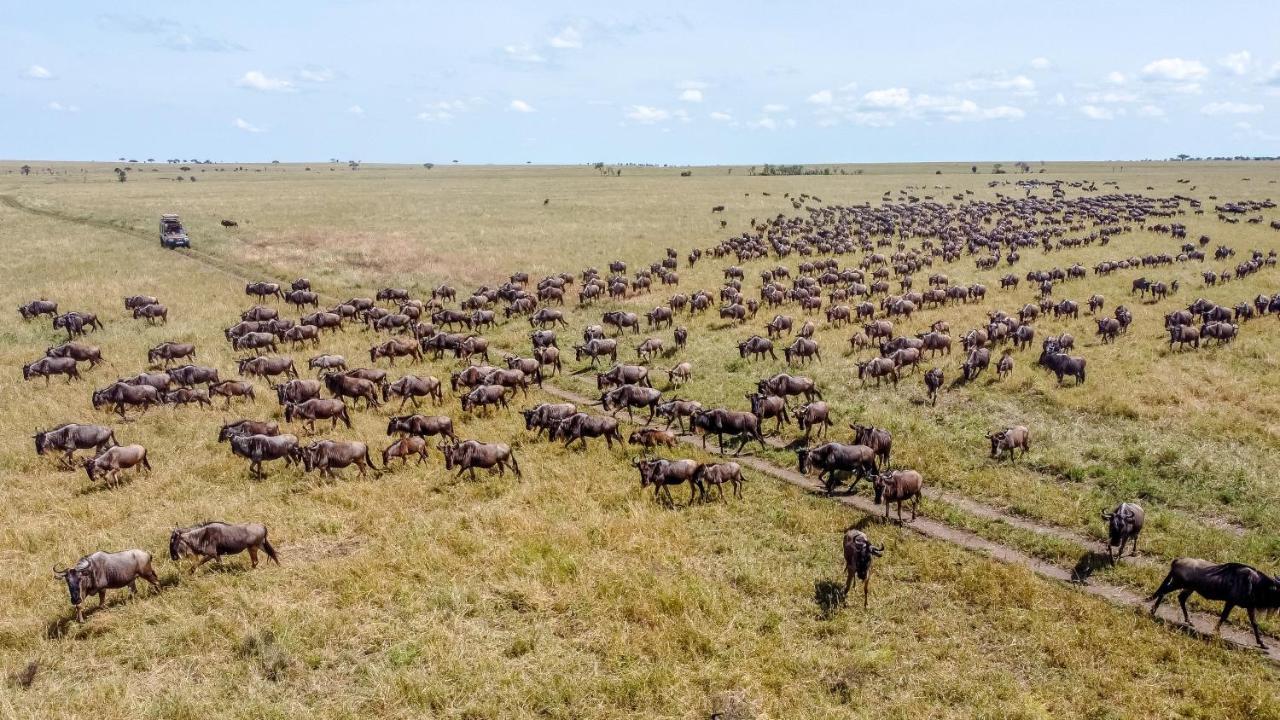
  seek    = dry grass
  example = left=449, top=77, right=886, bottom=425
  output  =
left=3, top=160, right=1280, bottom=718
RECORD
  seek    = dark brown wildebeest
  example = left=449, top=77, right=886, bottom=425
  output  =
left=285, top=289, right=319, bottom=309
left=1095, top=317, right=1121, bottom=343
left=170, top=522, right=279, bottom=572
left=225, top=320, right=266, bottom=341
left=239, top=356, right=298, bottom=383
left=168, top=364, right=219, bottom=387
left=35, top=423, right=118, bottom=467
left=233, top=332, right=278, bottom=355
left=431, top=309, right=472, bottom=331
left=217, top=419, right=279, bottom=443
left=1149, top=558, right=1280, bottom=648
left=229, top=433, right=299, bottom=479
left=796, top=443, right=878, bottom=495
left=692, top=461, right=744, bottom=500
left=530, top=329, right=558, bottom=349
left=1201, top=321, right=1239, bottom=345
left=132, top=303, right=168, bottom=325
left=520, top=403, right=577, bottom=439
left=628, top=427, right=678, bottom=452
left=301, top=311, right=343, bottom=333
left=765, top=314, right=793, bottom=338
left=874, top=469, right=923, bottom=523
left=504, top=355, right=544, bottom=386
left=48, top=342, right=105, bottom=368
left=1102, top=502, right=1145, bottom=563
left=1088, top=294, right=1105, bottom=314
left=533, top=345, right=561, bottom=376
left=987, top=425, right=1030, bottom=461
left=691, top=408, right=766, bottom=455
left=384, top=375, right=443, bottom=409
left=460, top=384, right=511, bottom=415
left=53, top=311, right=103, bottom=339
left=162, top=387, right=212, bottom=408
left=283, top=324, right=322, bottom=348
left=53, top=549, right=160, bottom=622
left=388, top=414, right=457, bottom=442
left=300, top=440, right=378, bottom=479
left=961, top=347, right=991, bottom=381
left=308, top=354, right=346, bottom=373
left=600, top=383, right=663, bottom=422
left=793, top=401, right=830, bottom=443
left=597, top=363, right=650, bottom=390
left=323, top=372, right=380, bottom=408
left=785, top=337, right=822, bottom=365
left=383, top=436, right=430, bottom=466
left=23, top=356, right=80, bottom=384
left=284, top=398, right=352, bottom=433
left=737, top=335, right=776, bottom=361
left=603, top=310, right=641, bottom=335
left=747, top=393, right=789, bottom=434
left=842, top=528, right=883, bottom=609
left=291, top=278, right=310, bottom=291
left=575, top=338, right=618, bottom=367
left=551, top=413, right=624, bottom=449
left=19, top=298, right=58, bottom=320
left=209, top=380, right=256, bottom=409
left=377, top=287, right=410, bottom=304
left=450, top=364, right=498, bottom=392
left=439, top=440, right=522, bottom=480
left=92, top=383, right=162, bottom=417
left=635, top=337, right=664, bottom=361
left=997, top=351, right=1014, bottom=379
left=857, top=357, right=898, bottom=387
left=850, top=425, right=891, bottom=468
left=245, top=282, right=283, bottom=301
left=633, top=458, right=704, bottom=506
left=83, top=444, right=151, bottom=484
left=370, top=337, right=422, bottom=366
left=1037, top=345, right=1086, bottom=384
left=924, top=367, right=944, bottom=406
left=146, top=341, right=194, bottom=367
left=529, top=307, right=568, bottom=328
left=241, top=305, right=279, bottom=322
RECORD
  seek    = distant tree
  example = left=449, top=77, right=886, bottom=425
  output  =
left=146, top=158, right=155, bottom=163
left=1176, top=154, right=1190, bottom=161
left=180, top=166, right=191, bottom=172
left=118, top=157, right=126, bottom=162
left=115, top=168, right=127, bottom=183
left=348, top=160, right=359, bottom=170
left=970, top=165, right=977, bottom=174
left=992, top=163, right=1005, bottom=174
left=20, top=164, right=30, bottom=176
left=424, top=163, right=434, bottom=169
left=271, top=160, right=281, bottom=164
left=935, top=170, right=942, bottom=175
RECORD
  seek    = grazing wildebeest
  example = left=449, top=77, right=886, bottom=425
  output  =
left=207, top=380, right=256, bottom=409
left=841, top=529, right=884, bottom=609
left=170, top=522, right=279, bottom=572
left=1149, top=558, right=1280, bottom=648
left=47, top=342, right=105, bottom=368
left=132, top=303, right=169, bottom=325
left=229, top=433, right=298, bottom=479
left=239, top=356, right=298, bottom=383
left=987, top=425, right=1030, bottom=461
left=692, top=461, right=744, bottom=500
left=34, top=423, right=118, bottom=467
left=217, top=419, right=279, bottom=443
left=323, top=372, right=380, bottom=408
left=634, top=458, right=704, bottom=506
left=384, top=375, right=443, bottom=409
left=53, top=549, right=160, bottom=622
left=961, top=347, right=991, bottom=381
left=551, top=413, right=624, bottom=449
left=1037, top=346, right=1086, bottom=385
left=874, top=469, right=923, bottom=523
left=1102, top=502, right=1145, bottom=562
left=691, top=408, right=766, bottom=455
left=738, top=335, right=776, bottom=361
left=285, top=398, right=352, bottom=433
left=300, top=440, right=378, bottom=479
left=520, top=403, right=577, bottom=439
left=794, top=401, right=831, bottom=443
left=19, top=298, right=58, bottom=320
left=666, top=361, right=693, bottom=386
left=460, top=384, right=511, bottom=415
left=439, top=440, right=522, bottom=481
left=233, top=332, right=278, bottom=355
left=784, top=337, right=822, bottom=365
left=857, top=357, right=898, bottom=387
left=996, top=351, right=1014, bottom=379
left=53, top=311, right=103, bottom=339
left=600, top=383, right=663, bottom=422
left=23, top=356, right=80, bottom=384
left=383, top=436, right=430, bottom=467
left=765, top=314, right=793, bottom=338
left=635, top=337, right=664, bottom=361
left=83, top=444, right=151, bottom=485
left=796, top=443, right=878, bottom=495
left=146, top=341, right=195, bottom=367
left=924, top=367, right=943, bottom=406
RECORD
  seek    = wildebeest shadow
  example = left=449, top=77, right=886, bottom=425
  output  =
left=74, top=475, right=138, bottom=496
left=1070, top=550, right=1112, bottom=583
left=43, top=580, right=171, bottom=640
left=814, top=578, right=845, bottom=619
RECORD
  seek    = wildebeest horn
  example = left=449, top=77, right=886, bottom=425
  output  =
left=52, top=564, right=66, bottom=577
left=1100, top=510, right=1113, bottom=519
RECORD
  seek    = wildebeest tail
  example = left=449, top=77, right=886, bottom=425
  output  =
left=142, top=450, right=152, bottom=471
left=1146, top=569, right=1178, bottom=602
left=510, top=451, right=522, bottom=479
left=262, top=537, right=280, bottom=564
left=365, top=447, right=380, bottom=471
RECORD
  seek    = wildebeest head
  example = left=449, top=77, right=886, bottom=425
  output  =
left=169, top=528, right=188, bottom=561
left=53, top=559, right=90, bottom=606
left=985, top=431, right=1006, bottom=457
left=872, top=472, right=892, bottom=504
left=33, top=428, right=48, bottom=455
left=795, top=448, right=811, bottom=474
left=82, top=456, right=99, bottom=483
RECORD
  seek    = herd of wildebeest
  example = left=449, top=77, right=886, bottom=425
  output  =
left=16, top=183, right=1280, bottom=649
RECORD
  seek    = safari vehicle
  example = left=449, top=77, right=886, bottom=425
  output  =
left=159, top=214, right=190, bottom=249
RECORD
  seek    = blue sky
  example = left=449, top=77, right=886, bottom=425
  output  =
left=4, top=1, right=1279, bottom=164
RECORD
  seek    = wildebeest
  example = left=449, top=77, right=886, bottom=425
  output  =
left=23, top=356, right=80, bottom=384
left=34, top=423, right=118, bottom=467
left=285, top=398, right=352, bottom=433
left=1037, top=346, right=1086, bottom=385
left=634, top=458, right=703, bottom=506
left=460, top=384, right=511, bottom=415
left=737, top=335, right=776, bottom=361
left=796, top=443, right=878, bottom=495
left=1095, top=317, right=1121, bottom=343
left=283, top=324, right=322, bottom=347
left=841, top=528, right=884, bottom=609
left=857, top=357, right=898, bottom=387
left=47, top=342, right=105, bottom=368
left=19, top=298, right=58, bottom=320
left=239, top=356, right=298, bottom=382
left=655, top=398, right=703, bottom=432
left=229, top=433, right=299, bottom=478
left=323, top=371, right=380, bottom=408
left=162, top=387, right=212, bottom=408
left=169, top=364, right=220, bottom=387
left=299, top=440, right=378, bottom=479
left=241, top=305, right=279, bottom=322
left=873, top=469, right=923, bottom=523
left=371, top=337, right=422, bottom=365
left=551, top=412, right=624, bottom=449
left=850, top=425, right=891, bottom=468
left=1149, top=558, right=1280, bottom=648
left=692, top=461, right=744, bottom=500
left=691, top=408, right=766, bottom=455
left=628, top=427, right=679, bottom=452
left=600, top=383, right=663, bottom=422
left=439, top=440, right=522, bottom=480
left=309, top=354, right=347, bottom=374
left=747, top=393, right=790, bottom=434
left=233, top=332, right=278, bottom=355
left=996, top=351, right=1014, bottom=379
left=384, top=374, right=443, bottom=409
left=924, top=367, right=944, bottom=405
left=784, top=337, right=822, bottom=365
left=603, top=310, right=640, bottom=335
left=170, top=522, right=279, bottom=572
left=1102, top=502, right=1145, bottom=562
left=209, top=380, right=256, bottom=409
left=274, top=378, right=322, bottom=406
left=597, top=363, right=650, bottom=390
left=575, top=338, right=618, bottom=367
left=146, top=341, right=195, bottom=367
left=92, top=382, right=162, bottom=417
left=387, top=414, right=458, bottom=442
left=521, top=403, right=577, bottom=439
left=217, top=419, right=279, bottom=443
left=383, top=435, right=430, bottom=467
left=987, top=425, right=1030, bottom=461
left=53, top=311, right=103, bottom=339
left=132, top=303, right=169, bottom=325
left=53, top=549, right=160, bottom=622
left=83, top=444, right=151, bottom=485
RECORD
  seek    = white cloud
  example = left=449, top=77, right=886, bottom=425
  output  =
left=625, top=105, right=669, bottom=123
left=548, top=26, right=583, bottom=49
left=503, top=44, right=546, bottom=64
left=24, top=64, right=52, bottom=79
left=1080, top=105, right=1117, bottom=120
left=233, top=117, right=264, bottom=133
left=1265, top=63, right=1280, bottom=87
left=954, top=75, right=1035, bottom=95
left=1219, top=51, right=1251, bottom=76
left=48, top=101, right=79, bottom=112
left=1201, top=101, right=1263, bottom=115
left=750, top=117, right=778, bottom=130
left=763, top=103, right=788, bottom=113
left=416, top=110, right=452, bottom=122
left=807, top=89, right=833, bottom=105
left=862, top=87, right=911, bottom=108
left=1050, top=92, right=1067, bottom=106
left=1084, top=90, right=1139, bottom=104
left=236, top=70, right=294, bottom=92
left=509, top=99, right=535, bottom=113
left=1141, top=58, right=1208, bottom=82
left=679, top=89, right=703, bottom=102
left=678, top=80, right=708, bottom=90
left=709, top=111, right=732, bottom=122
left=1106, top=71, right=1127, bottom=85
left=1030, top=57, right=1051, bottom=70
left=347, top=105, right=364, bottom=115
left=1137, top=105, right=1165, bottom=118
left=850, top=112, right=895, bottom=127
left=297, top=67, right=335, bottom=83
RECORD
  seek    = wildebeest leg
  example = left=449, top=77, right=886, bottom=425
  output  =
left=191, top=554, right=217, bottom=573
left=98, top=590, right=107, bottom=608
left=1177, top=590, right=1195, bottom=624
left=248, top=546, right=260, bottom=568
left=1214, top=603, right=1235, bottom=635
left=843, top=569, right=855, bottom=604
left=1247, top=607, right=1267, bottom=648
left=911, top=495, right=919, bottom=521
